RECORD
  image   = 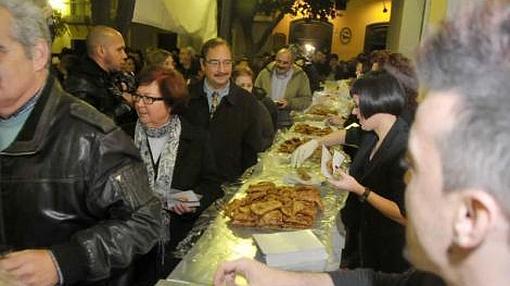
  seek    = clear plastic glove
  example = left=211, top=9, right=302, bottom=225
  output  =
left=290, top=139, right=319, bottom=168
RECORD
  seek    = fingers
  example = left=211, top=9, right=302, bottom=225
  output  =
left=0, top=252, right=24, bottom=272
left=290, top=150, right=301, bottom=168
left=171, top=205, right=183, bottom=215
left=290, top=146, right=303, bottom=168
left=291, top=140, right=318, bottom=168
left=214, top=260, right=239, bottom=286
left=0, top=250, right=58, bottom=286
left=336, top=169, right=347, bottom=178
left=172, top=203, right=196, bottom=215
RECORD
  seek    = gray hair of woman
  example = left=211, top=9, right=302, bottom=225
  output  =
left=145, top=48, right=174, bottom=69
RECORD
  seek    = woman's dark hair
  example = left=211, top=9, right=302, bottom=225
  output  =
left=384, top=52, right=418, bottom=118
left=351, top=70, right=405, bottom=118
left=137, top=67, right=189, bottom=115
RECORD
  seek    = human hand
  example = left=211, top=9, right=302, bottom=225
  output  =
left=327, top=170, right=364, bottom=195
left=0, top=249, right=59, bottom=286
left=276, top=99, right=288, bottom=109
left=214, top=258, right=280, bottom=286
left=171, top=202, right=196, bottom=215
left=121, top=92, right=134, bottom=106
left=0, top=268, right=22, bottom=286
left=290, top=139, right=319, bottom=168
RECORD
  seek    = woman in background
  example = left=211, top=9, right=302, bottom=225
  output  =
left=233, top=65, right=276, bottom=149
left=145, top=48, right=176, bottom=70
left=233, top=65, right=277, bottom=130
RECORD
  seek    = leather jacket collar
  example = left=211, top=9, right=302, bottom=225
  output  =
left=1, top=76, right=60, bottom=155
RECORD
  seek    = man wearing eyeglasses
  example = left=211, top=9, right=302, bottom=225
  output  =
left=255, top=48, right=312, bottom=129
left=185, top=38, right=264, bottom=182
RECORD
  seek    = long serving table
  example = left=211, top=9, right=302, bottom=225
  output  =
left=157, top=81, right=354, bottom=286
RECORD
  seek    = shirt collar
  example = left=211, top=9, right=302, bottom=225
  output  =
left=203, top=78, right=230, bottom=98
left=0, top=87, right=43, bottom=121
left=273, top=67, right=293, bottom=79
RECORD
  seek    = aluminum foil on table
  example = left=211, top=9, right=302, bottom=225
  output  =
left=166, top=150, right=350, bottom=285
left=164, top=92, right=354, bottom=285
left=293, top=89, right=354, bottom=124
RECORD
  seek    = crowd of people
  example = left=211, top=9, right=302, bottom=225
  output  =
left=1, top=0, right=510, bottom=286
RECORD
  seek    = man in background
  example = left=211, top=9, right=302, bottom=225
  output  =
left=64, top=25, right=136, bottom=135
left=255, top=48, right=312, bottom=129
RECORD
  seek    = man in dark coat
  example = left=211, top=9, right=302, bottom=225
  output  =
left=0, top=1, right=160, bottom=285
left=184, top=38, right=264, bottom=182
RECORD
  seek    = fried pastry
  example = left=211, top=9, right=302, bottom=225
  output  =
left=250, top=200, right=283, bottom=215
left=224, top=184, right=323, bottom=229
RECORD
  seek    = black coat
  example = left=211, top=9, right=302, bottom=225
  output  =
left=134, top=118, right=223, bottom=285
left=184, top=81, right=265, bottom=182
left=329, top=269, right=445, bottom=286
left=254, top=86, right=278, bottom=131
left=170, top=118, right=223, bottom=211
left=64, top=57, right=137, bottom=136
left=0, top=77, right=161, bottom=285
left=341, top=118, right=409, bottom=273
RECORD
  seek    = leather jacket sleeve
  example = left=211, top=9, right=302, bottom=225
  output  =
left=50, top=128, right=162, bottom=284
left=63, top=75, right=102, bottom=108
left=328, top=269, right=445, bottom=286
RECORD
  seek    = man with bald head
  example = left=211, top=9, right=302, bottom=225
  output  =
left=86, top=26, right=127, bottom=73
left=64, top=25, right=134, bottom=133
left=255, top=48, right=312, bottom=128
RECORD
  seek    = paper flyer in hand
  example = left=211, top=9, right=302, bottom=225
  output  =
left=167, top=190, right=201, bottom=208
left=321, top=146, right=345, bottom=178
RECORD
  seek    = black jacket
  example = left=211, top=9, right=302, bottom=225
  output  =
left=0, top=77, right=161, bottom=285
left=185, top=81, right=265, bottom=182
left=341, top=118, right=410, bottom=273
left=170, top=118, right=223, bottom=212
left=64, top=57, right=137, bottom=136
left=134, top=118, right=223, bottom=285
left=253, top=86, right=278, bottom=131
left=329, top=269, right=445, bottom=286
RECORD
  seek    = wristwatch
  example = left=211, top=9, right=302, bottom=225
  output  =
left=359, top=188, right=371, bottom=202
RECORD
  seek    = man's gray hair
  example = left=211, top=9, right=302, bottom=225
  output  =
left=181, top=46, right=196, bottom=56
left=416, top=0, right=510, bottom=213
left=0, top=0, right=51, bottom=59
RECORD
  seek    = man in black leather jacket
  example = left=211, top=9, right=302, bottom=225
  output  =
left=0, top=1, right=161, bottom=285
left=63, top=25, right=137, bottom=136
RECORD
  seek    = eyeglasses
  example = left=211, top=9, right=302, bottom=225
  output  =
left=275, top=59, right=290, bottom=65
left=205, top=59, right=233, bottom=68
left=132, top=93, right=165, bottom=105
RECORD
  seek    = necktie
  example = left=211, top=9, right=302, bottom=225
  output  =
left=210, top=92, right=219, bottom=118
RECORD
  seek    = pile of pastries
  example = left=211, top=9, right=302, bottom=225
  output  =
left=306, top=104, right=338, bottom=116
left=293, top=123, right=333, bottom=136
left=278, top=137, right=307, bottom=153
left=224, top=182, right=323, bottom=229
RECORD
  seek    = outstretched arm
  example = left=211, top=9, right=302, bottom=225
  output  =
left=214, top=258, right=334, bottom=286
